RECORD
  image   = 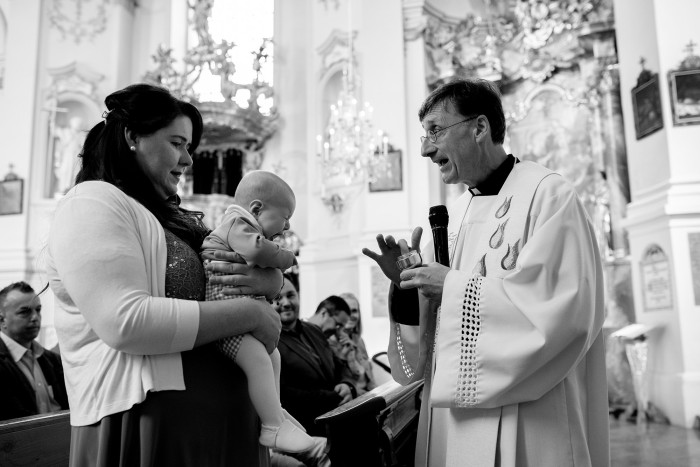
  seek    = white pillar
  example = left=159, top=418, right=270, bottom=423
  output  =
left=0, top=0, right=43, bottom=283
left=616, top=0, right=700, bottom=428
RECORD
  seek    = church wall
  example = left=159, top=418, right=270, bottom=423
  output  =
left=0, top=0, right=7, bottom=86
left=0, top=0, right=43, bottom=287
left=130, top=0, right=188, bottom=86
left=615, top=0, right=700, bottom=428
left=615, top=0, right=670, bottom=195
left=262, top=0, right=313, bottom=244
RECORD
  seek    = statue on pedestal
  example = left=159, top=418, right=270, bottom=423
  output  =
left=53, top=116, right=85, bottom=196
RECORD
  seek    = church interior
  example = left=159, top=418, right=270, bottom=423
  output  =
left=0, top=0, right=699, bottom=465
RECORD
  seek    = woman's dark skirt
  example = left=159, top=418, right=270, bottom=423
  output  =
left=69, top=345, right=269, bottom=467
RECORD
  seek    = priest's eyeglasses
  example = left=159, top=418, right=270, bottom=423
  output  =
left=420, top=115, right=478, bottom=144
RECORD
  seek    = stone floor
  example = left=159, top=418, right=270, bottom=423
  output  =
left=610, top=416, right=700, bottom=466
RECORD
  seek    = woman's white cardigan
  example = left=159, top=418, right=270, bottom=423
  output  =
left=46, top=181, right=200, bottom=426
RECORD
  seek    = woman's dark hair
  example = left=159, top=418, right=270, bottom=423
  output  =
left=418, top=78, right=506, bottom=145
left=76, top=83, right=209, bottom=249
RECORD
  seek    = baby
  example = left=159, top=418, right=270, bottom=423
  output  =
left=202, top=170, right=313, bottom=453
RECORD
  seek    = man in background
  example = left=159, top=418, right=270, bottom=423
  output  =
left=275, top=280, right=355, bottom=436
left=306, top=295, right=351, bottom=339
left=0, top=281, right=68, bottom=421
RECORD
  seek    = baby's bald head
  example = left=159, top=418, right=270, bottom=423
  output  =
left=234, top=170, right=296, bottom=213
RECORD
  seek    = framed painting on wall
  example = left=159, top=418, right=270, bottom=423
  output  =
left=631, top=74, right=664, bottom=139
left=369, top=150, right=403, bottom=193
left=668, top=68, right=700, bottom=126
left=0, top=179, right=23, bottom=215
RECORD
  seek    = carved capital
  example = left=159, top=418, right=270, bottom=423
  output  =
left=402, top=0, right=427, bottom=42
left=317, top=29, right=357, bottom=76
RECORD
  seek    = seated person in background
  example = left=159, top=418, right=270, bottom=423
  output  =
left=306, top=295, right=351, bottom=340
left=308, top=296, right=363, bottom=389
left=201, top=170, right=312, bottom=453
left=276, top=280, right=357, bottom=436
left=0, top=282, right=68, bottom=421
left=338, top=293, right=376, bottom=395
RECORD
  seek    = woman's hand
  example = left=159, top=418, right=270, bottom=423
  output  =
left=250, top=301, right=282, bottom=354
left=196, top=298, right=281, bottom=353
left=337, top=334, right=356, bottom=359
left=204, top=251, right=283, bottom=300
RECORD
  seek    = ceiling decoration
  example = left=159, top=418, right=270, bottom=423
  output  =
left=48, top=0, right=110, bottom=44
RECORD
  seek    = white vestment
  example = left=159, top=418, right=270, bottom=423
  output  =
left=388, top=162, right=609, bottom=467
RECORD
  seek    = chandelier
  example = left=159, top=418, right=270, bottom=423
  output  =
left=143, top=1, right=279, bottom=152
left=316, top=9, right=389, bottom=213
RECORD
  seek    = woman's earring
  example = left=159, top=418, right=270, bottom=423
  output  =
left=129, top=146, right=136, bottom=152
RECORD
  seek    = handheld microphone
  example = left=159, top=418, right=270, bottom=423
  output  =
left=429, top=205, right=450, bottom=267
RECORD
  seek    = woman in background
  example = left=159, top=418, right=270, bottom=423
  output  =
left=46, top=83, right=280, bottom=466
left=339, top=293, right=376, bottom=395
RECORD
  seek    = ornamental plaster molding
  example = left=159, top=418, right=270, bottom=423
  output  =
left=402, top=0, right=427, bottom=42
left=45, top=61, right=104, bottom=102
left=48, top=0, right=110, bottom=44
left=316, top=29, right=358, bottom=77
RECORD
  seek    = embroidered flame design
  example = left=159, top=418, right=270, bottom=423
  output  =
left=500, top=239, right=521, bottom=270
left=448, top=232, right=457, bottom=255
left=489, top=218, right=509, bottom=249
left=495, top=196, right=512, bottom=219
left=473, top=254, right=487, bottom=276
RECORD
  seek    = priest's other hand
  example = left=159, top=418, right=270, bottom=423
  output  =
left=362, top=226, right=423, bottom=286
left=399, top=262, right=450, bottom=303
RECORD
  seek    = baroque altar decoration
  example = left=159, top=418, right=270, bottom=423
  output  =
left=143, top=0, right=279, bottom=197
left=420, top=0, right=629, bottom=258
left=421, top=0, right=613, bottom=89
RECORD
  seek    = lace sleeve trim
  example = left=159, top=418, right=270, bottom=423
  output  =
left=455, top=275, right=483, bottom=407
left=394, top=322, right=415, bottom=379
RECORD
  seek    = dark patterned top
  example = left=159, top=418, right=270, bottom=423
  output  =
left=163, top=229, right=205, bottom=301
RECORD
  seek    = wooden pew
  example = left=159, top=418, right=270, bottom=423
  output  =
left=316, top=380, right=423, bottom=467
left=0, top=410, right=71, bottom=466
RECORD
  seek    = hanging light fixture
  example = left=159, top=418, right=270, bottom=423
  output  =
left=316, top=3, right=390, bottom=213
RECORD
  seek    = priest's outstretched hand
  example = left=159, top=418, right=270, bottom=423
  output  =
left=362, top=226, right=423, bottom=285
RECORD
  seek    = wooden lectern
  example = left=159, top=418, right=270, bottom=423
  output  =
left=315, top=380, right=423, bottom=467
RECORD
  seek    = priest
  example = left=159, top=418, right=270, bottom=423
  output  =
left=363, top=79, right=609, bottom=467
